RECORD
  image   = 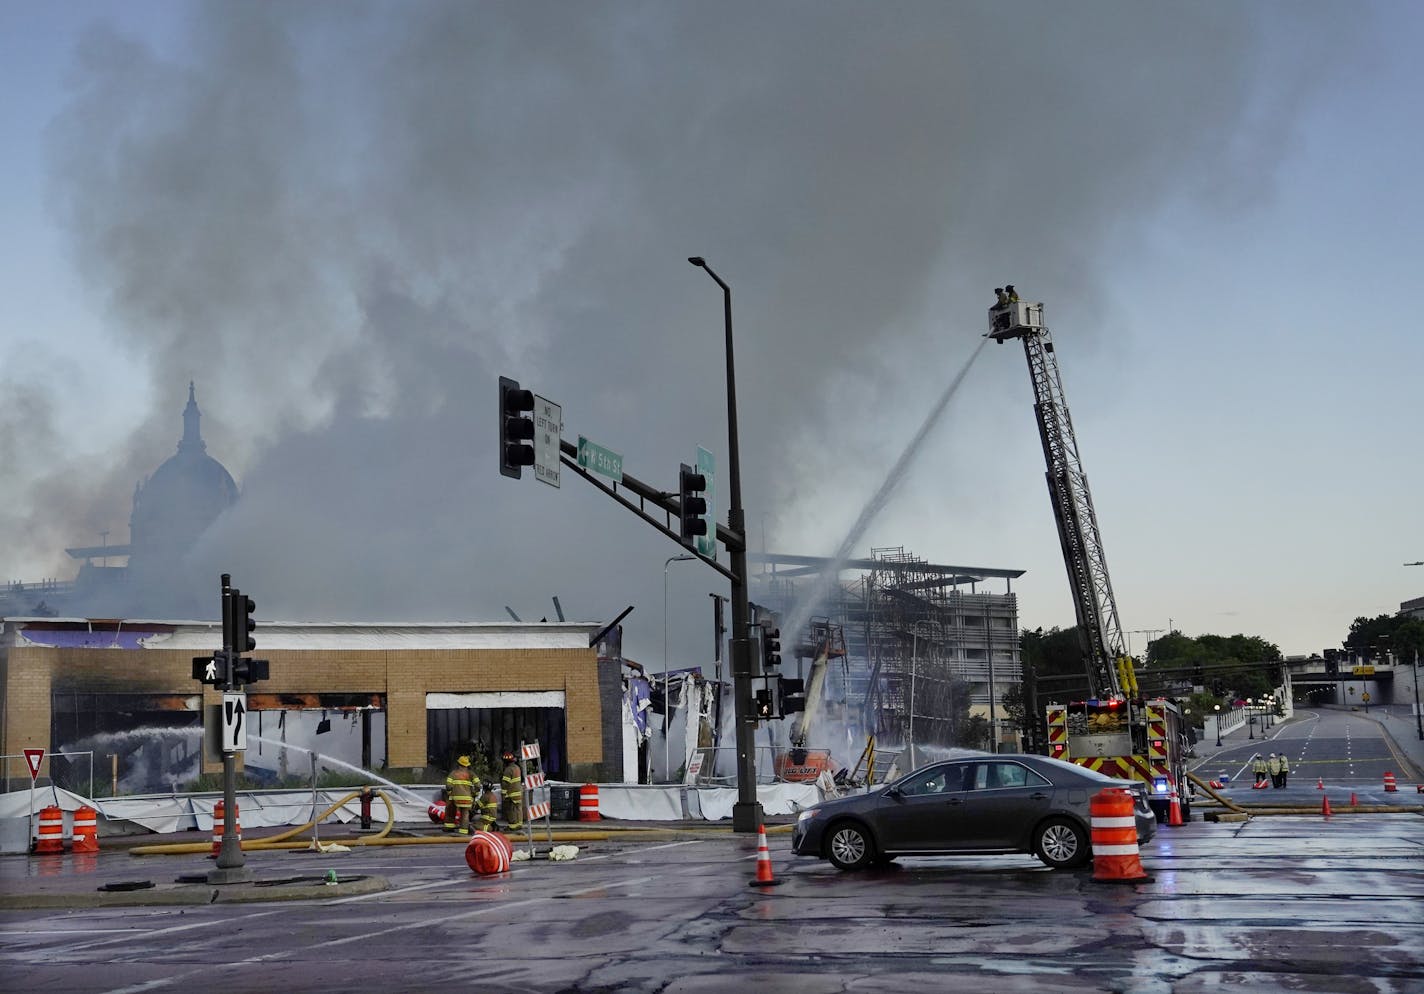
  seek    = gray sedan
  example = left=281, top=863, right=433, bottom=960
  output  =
left=791, top=753, right=1156, bottom=871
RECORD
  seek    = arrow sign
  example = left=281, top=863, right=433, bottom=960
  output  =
left=221, top=693, right=247, bottom=752
left=23, top=748, right=44, bottom=781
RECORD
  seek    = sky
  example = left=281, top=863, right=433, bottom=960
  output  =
left=1, top=1, right=1420, bottom=672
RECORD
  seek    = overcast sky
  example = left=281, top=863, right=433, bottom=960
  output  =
left=1, top=2, right=1419, bottom=669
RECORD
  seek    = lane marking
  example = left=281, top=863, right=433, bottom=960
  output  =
left=324, top=840, right=704, bottom=905
left=51, top=908, right=286, bottom=955
left=102, top=875, right=658, bottom=994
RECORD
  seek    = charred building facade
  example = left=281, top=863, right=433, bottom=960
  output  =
left=750, top=547, right=1023, bottom=759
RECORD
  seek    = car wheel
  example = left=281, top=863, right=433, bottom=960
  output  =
left=1035, top=817, right=1089, bottom=870
left=825, top=821, right=876, bottom=871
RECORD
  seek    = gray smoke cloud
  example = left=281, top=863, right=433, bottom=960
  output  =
left=6, top=2, right=1357, bottom=664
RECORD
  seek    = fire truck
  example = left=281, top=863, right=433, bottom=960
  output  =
left=989, top=291, right=1188, bottom=821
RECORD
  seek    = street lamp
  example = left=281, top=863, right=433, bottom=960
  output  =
left=663, top=553, right=696, bottom=783
left=1214, top=703, right=1222, bottom=747
left=688, top=256, right=762, bottom=833
left=1247, top=698, right=1256, bottom=740
left=1413, top=649, right=1422, bottom=741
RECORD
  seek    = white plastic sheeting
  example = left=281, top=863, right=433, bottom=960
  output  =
left=560, top=781, right=823, bottom=822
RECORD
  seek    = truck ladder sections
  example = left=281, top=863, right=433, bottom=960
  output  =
left=989, top=299, right=1125, bottom=699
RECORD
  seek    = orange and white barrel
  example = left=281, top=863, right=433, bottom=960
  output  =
left=464, top=831, right=514, bottom=875
left=578, top=783, right=600, bottom=822
left=71, top=806, right=99, bottom=854
left=1383, top=772, right=1397, bottom=793
left=34, top=805, right=65, bottom=854
left=1090, top=788, right=1150, bottom=884
left=210, top=800, right=242, bottom=857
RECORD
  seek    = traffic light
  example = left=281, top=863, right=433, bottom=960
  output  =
left=233, top=591, right=256, bottom=653
left=499, top=375, right=536, bottom=479
left=231, top=656, right=270, bottom=686
left=678, top=463, right=708, bottom=548
left=779, top=676, right=806, bottom=714
left=192, top=654, right=228, bottom=687
left=753, top=687, right=775, bottom=720
left=762, top=626, right=781, bottom=671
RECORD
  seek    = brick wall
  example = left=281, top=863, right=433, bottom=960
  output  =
left=2, top=642, right=602, bottom=775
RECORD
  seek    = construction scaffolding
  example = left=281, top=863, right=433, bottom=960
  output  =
left=751, top=547, right=1023, bottom=761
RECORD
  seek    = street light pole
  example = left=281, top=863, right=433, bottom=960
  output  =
left=1214, top=703, right=1222, bottom=747
left=689, top=256, right=762, bottom=833
left=1414, top=649, right=1422, bottom=741
left=1247, top=698, right=1255, bottom=740
left=663, top=553, right=696, bottom=783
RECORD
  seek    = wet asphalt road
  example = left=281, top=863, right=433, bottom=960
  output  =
left=1192, top=709, right=1420, bottom=793
left=2, top=810, right=1421, bottom=994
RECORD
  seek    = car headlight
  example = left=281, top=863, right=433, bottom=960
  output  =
left=797, top=807, right=819, bottom=823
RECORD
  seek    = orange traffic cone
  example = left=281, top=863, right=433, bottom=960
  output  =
left=1167, top=786, right=1184, bottom=827
left=1321, top=795, right=1331, bottom=818
left=1316, top=777, right=1324, bottom=790
left=749, top=824, right=782, bottom=887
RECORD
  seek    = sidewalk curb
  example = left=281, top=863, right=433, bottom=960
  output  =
left=0, top=873, right=389, bottom=911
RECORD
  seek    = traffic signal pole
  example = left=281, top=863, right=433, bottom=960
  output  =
left=689, top=257, right=763, bottom=834
left=210, top=574, right=250, bottom=883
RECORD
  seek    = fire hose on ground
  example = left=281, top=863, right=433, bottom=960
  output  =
left=1187, top=772, right=1422, bottom=819
left=127, top=789, right=613, bottom=856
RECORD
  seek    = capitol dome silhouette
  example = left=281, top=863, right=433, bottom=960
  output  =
left=125, top=383, right=239, bottom=605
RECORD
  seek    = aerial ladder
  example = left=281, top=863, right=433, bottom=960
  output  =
left=988, top=290, right=1186, bottom=820
left=987, top=292, right=1126, bottom=701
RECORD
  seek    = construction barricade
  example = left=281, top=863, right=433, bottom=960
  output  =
left=579, top=783, right=600, bottom=822
left=1090, top=788, right=1150, bottom=884
left=464, top=831, right=514, bottom=875
left=34, top=805, right=65, bottom=854
left=1383, top=772, right=1397, bottom=793
left=210, top=799, right=242, bottom=857
left=71, top=806, right=99, bottom=854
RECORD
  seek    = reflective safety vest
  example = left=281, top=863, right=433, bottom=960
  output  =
left=501, top=762, right=523, bottom=801
left=476, top=790, right=498, bottom=830
left=446, top=767, right=475, bottom=805
left=1278, top=755, right=1289, bottom=772
left=1267, top=756, right=1282, bottom=775
left=1252, top=757, right=1268, bottom=775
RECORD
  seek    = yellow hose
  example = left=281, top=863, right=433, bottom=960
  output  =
left=1186, top=773, right=1422, bottom=817
left=128, top=789, right=623, bottom=856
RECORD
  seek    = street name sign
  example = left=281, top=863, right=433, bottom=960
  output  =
left=533, top=395, right=562, bottom=489
left=577, top=436, right=623, bottom=483
left=221, top=693, right=248, bottom=753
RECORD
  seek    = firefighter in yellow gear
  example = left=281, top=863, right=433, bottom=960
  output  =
left=1251, top=754, right=1268, bottom=788
left=445, top=755, right=476, bottom=834
left=500, top=750, right=524, bottom=830
left=474, top=782, right=499, bottom=832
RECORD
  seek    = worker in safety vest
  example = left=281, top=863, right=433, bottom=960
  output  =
left=445, top=755, right=476, bottom=834
left=1005, top=284, right=1019, bottom=302
left=1277, top=752, right=1289, bottom=788
left=474, top=781, right=498, bottom=832
left=500, top=750, right=524, bottom=830
left=1251, top=754, right=1268, bottom=788
left=994, top=287, right=1008, bottom=307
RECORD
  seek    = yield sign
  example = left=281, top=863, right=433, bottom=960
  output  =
left=23, top=748, right=44, bottom=781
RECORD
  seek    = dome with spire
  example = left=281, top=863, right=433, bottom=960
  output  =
left=128, top=383, right=239, bottom=570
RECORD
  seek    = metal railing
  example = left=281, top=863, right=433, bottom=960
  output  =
left=1, top=751, right=95, bottom=797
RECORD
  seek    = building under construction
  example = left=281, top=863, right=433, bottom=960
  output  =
left=749, top=547, right=1023, bottom=761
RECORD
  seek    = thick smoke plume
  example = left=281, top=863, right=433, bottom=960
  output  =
left=4, top=3, right=1354, bottom=665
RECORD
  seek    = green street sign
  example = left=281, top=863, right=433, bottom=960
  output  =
left=695, top=446, right=716, bottom=559
left=577, top=436, right=623, bottom=483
